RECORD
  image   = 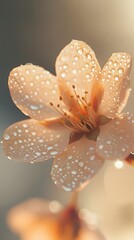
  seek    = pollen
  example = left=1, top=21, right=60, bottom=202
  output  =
left=49, top=83, right=98, bottom=134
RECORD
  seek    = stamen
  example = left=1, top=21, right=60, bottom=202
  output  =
left=71, top=85, right=88, bottom=115
left=84, top=91, right=89, bottom=104
left=72, top=85, right=78, bottom=100
left=50, top=85, right=98, bottom=134
left=49, top=102, right=70, bottom=120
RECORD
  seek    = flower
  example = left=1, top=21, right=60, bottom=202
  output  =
left=7, top=198, right=106, bottom=240
left=2, top=40, right=134, bottom=191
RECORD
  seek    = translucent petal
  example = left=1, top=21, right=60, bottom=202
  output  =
left=22, top=219, right=60, bottom=240
left=7, top=199, right=50, bottom=234
left=51, top=136, right=104, bottom=191
left=98, top=52, right=131, bottom=118
left=2, top=119, right=71, bottom=162
left=96, top=113, right=134, bottom=160
left=55, top=40, right=101, bottom=107
left=78, top=227, right=106, bottom=240
left=8, top=64, right=64, bottom=120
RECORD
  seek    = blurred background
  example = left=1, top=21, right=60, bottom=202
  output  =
left=0, top=0, right=134, bottom=239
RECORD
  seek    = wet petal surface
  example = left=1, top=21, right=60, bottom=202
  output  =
left=2, top=119, right=71, bottom=162
left=56, top=40, right=101, bottom=106
left=51, top=136, right=104, bottom=191
left=98, top=52, right=131, bottom=118
left=8, top=64, right=64, bottom=120
left=96, top=113, right=134, bottom=160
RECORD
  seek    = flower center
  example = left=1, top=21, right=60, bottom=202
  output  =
left=50, top=84, right=98, bottom=134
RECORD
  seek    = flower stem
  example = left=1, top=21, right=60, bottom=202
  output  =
left=69, top=191, right=79, bottom=207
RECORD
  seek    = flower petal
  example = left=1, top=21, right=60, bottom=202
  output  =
left=51, top=136, right=104, bottom=191
left=2, top=119, right=71, bottom=162
left=7, top=199, right=50, bottom=234
left=22, top=219, right=60, bottom=240
left=55, top=40, right=101, bottom=107
left=96, top=113, right=134, bottom=160
left=7, top=199, right=62, bottom=235
left=78, top=227, right=106, bottom=240
left=98, top=52, right=131, bottom=118
left=8, top=64, right=64, bottom=120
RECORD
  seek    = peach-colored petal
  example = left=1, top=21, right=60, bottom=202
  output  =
left=55, top=40, right=101, bottom=108
left=51, top=136, right=104, bottom=191
left=7, top=199, right=62, bottom=236
left=8, top=64, right=64, bottom=120
left=78, top=227, right=106, bottom=240
left=22, top=219, right=60, bottom=240
left=7, top=199, right=50, bottom=234
left=98, top=52, right=131, bottom=118
left=2, top=119, right=71, bottom=162
left=96, top=113, right=134, bottom=160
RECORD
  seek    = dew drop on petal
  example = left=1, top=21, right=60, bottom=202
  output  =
left=78, top=161, right=84, bottom=167
left=118, top=67, right=124, bottom=75
left=114, top=75, right=119, bottom=81
left=62, top=186, right=72, bottom=192
left=4, top=134, right=10, bottom=140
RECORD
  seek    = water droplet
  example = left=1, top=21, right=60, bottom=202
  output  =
left=62, top=186, right=72, bottom=192
left=63, top=64, right=67, bottom=69
left=77, top=48, right=83, bottom=55
left=85, top=63, right=89, bottom=68
left=47, top=146, right=53, bottom=150
left=50, top=151, right=58, bottom=156
left=13, top=72, right=18, bottom=76
left=109, top=60, right=113, bottom=65
left=108, top=74, right=111, bottom=78
left=71, top=170, right=77, bottom=175
left=74, top=56, right=79, bottom=61
left=86, top=74, right=90, bottom=79
left=111, top=68, right=115, bottom=73
left=118, top=68, right=124, bottom=75
left=98, top=144, right=104, bottom=150
left=90, top=155, right=95, bottom=161
left=23, top=123, right=28, bottom=128
left=30, top=105, right=39, bottom=110
left=61, top=72, right=66, bottom=78
left=72, top=69, right=77, bottom=74
left=46, top=80, right=50, bottom=85
left=114, top=61, right=118, bottom=67
left=86, top=53, right=92, bottom=59
left=114, top=75, right=119, bottom=81
left=91, top=67, right=95, bottom=72
left=4, top=134, right=10, bottom=140
left=78, top=161, right=84, bottom=167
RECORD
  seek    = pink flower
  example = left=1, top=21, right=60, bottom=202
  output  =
left=7, top=198, right=106, bottom=240
left=2, top=40, right=134, bottom=191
